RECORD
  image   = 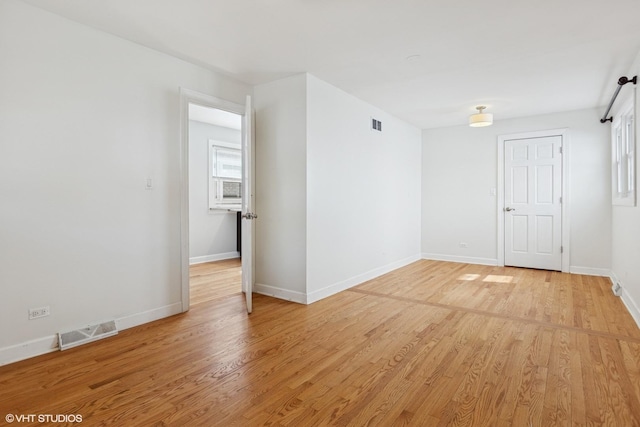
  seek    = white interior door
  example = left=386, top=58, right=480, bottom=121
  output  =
left=504, top=136, right=562, bottom=271
left=241, top=95, right=255, bottom=314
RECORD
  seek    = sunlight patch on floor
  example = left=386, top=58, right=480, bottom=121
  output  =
left=457, top=274, right=481, bottom=281
left=457, top=273, right=514, bottom=284
left=482, top=275, right=513, bottom=283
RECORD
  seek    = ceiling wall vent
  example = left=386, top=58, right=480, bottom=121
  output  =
left=371, top=118, right=382, bottom=132
left=58, top=320, right=118, bottom=351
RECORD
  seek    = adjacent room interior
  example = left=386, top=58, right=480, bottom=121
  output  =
left=188, top=103, right=243, bottom=305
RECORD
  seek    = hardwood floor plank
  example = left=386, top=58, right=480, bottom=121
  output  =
left=620, top=341, right=640, bottom=400
left=599, top=336, right=640, bottom=426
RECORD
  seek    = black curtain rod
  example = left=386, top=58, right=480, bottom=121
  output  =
left=600, top=75, right=637, bottom=123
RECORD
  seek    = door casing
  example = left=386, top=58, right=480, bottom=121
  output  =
left=497, top=128, right=571, bottom=272
left=179, top=88, right=248, bottom=312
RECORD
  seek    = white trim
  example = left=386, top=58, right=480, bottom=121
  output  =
left=497, top=128, right=570, bottom=272
left=306, top=255, right=421, bottom=304
left=209, top=139, right=241, bottom=150
left=609, top=271, right=640, bottom=329
left=610, top=271, right=622, bottom=296
left=179, top=88, right=245, bottom=313
left=569, top=266, right=611, bottom=277
left=189, top=252, right=240, bottom=265
left=115, top=302, right=183, bottom=331
left=0, top=335, right=59, bottom=366
left=421, top=253, right=498, bottom=266
left=611, top=90, right=636, bottom=206
left=621, top=286, right=640, bottom=329
left=209, top=141, right=243, bottom=209
left=254, top=255, right=421, bottom=305
left=0, top=303, right=183, bottom=366
left=254, top=283, right=307, bottom=305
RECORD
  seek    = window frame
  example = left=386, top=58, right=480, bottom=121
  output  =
left=611, top=93, right=636, bottom=207
left=208, top=139, right=242, bottom=210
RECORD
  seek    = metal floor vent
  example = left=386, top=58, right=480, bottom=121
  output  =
left=58, top=320, right=118, bottom=351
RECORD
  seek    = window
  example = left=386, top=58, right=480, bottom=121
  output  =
left=209, top=140, right=242, bottom=209
left=612, top=96, right=636, bottom=206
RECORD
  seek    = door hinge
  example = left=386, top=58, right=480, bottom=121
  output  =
left=560, top=196, right=562, bottom=204
left=561, top=246, right=564, bottom=253
left=559, top=146, right=563, bottom=154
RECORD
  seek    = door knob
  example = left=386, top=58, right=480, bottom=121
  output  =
left=504, top=207, right=515, bottom=212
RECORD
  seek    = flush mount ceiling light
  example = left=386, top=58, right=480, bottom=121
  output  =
left=469, top=106, right=493, bottom=127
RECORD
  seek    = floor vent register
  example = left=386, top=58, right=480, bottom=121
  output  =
left=58, top=320, right=118, bottom=351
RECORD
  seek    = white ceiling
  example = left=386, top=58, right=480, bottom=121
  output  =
left=189, top=103, right=242, bottom=130
left=21, top=0, right=640, bottom=129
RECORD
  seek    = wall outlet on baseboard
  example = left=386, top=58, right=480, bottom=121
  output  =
left=28, top=306, right=50, bottom=320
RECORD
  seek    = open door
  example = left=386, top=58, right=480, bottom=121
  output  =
left=241, top=95, right=256, bottom=313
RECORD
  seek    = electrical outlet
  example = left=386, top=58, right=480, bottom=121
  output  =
left=28, top=306, right=50, bottom=320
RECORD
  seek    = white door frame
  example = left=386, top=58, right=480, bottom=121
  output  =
left=497, top=128, right=571, bottom=272
left=179, top=88, right=246, bottom=313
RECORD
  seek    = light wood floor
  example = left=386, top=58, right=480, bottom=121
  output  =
left=190, top=258, right=242, bottom=305
left=1, top=260, right=639, bottom=426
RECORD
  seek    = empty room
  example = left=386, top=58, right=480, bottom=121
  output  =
left=1, top=0, right=640, bottom=425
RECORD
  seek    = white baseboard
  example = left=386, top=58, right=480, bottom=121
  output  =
left=621, top=287, right=640, bottom=329
left=254, top=283, right=307, bottom=305
left=115, top=302, right=183, bottom=331
left=609, top=271, right=621, bottom=294
left=254, top=254, right=422, bottom=305
left=610, top=271, right=640, bottom=329
left=421, top=253, right=498, bottom=266
left=306, top=254, right=421, bottom=304
left=0, top=302, right=183, bottom=367
left=0, top=335, right=59, bottom=367
left=569, top=266, right=611, bottom=277
left=189, top=252, right=240, bottom=265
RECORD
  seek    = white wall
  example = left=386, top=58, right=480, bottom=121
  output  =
left=254, top=74, right=421, bottom=303
left=611, top=51, right=640, bottom=327
left=306, top=75, right=422, bottom=301
left=0, top=0, right=250, bottom=364
left=254, top=74, right=308, bottom=300
left=422, top=108, right=611, bottom=273
left=188, top=120, right=240, bottom=263
left=422, top=125, right=499, bottom=265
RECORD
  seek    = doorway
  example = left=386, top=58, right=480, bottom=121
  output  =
left=179, top=89, right=254, bottom=313
left=497, top=129, right=570, bottom=272
left=187, top=103, right=243, bottom=305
